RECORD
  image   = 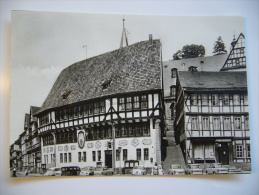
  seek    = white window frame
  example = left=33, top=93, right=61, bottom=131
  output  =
left=191, top=117, right=199, bottom=130
left=202, top=117, right=210, bottom=130
left=213, top=117, right=220, bottom=130
left=222, top=94, right=229, bottom=106
left=223, top=117, right=231, bottom=130
left=234, top=117, right=241, bottom=130
left=236, top=145, right=243, bottom=158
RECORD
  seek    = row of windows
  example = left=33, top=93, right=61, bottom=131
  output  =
left=60, top=153, right=72, bottom=163
left=193, top=144, right=250, bottom=159
left=190, top=94, right=247, bottom=106
left=56, top=131, right=77, bottom=144
left=47, top=95, right=148, bottom=124
left=39, top=95, right=150, bottom=126
left=118, top=95, right=148, bottom=110
left=42, top=122, right=150, bottom=146
left=91, top=148, right=149, bottom=162
left=42, top=135, right=54, bottom=146
left=55, top=146, right=249, bottom=164
left=57, top=148, right=150, bottom=163
left=43, top=132, right=78, bottom=146
left=86, top=122, right=150, bottom=141
left=191, top=116, right=249, bottom=131
left=55, top=100, right=105, bottom=123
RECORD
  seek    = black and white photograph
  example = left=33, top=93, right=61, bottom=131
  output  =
left=2, top=1, right=259, bottom=195
left=9, top=11, right=252, bottom=178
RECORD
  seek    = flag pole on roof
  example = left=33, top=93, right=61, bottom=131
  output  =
left=120, top=17, right=129, bottom=48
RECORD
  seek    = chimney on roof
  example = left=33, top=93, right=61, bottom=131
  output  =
left=149, top=34, right=153, bottom=44
left=188, top=66, right=198, bottom=72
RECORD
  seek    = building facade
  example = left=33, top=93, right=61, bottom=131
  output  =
left=174, top=70, right=250, bottom=170
left=10, top=141, right=21, bottom=170
left=14, top=107, right=42, bottom=172
left=35, top=36, right=164, bottom=170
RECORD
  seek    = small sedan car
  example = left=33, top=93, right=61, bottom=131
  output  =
left=44, top=167, right=61, bottom=176
left=79, top=166, right=95, bottom=176
left=94, top=167, right=114, bottom=176
left=185, top=164, right=203, bottom=175
left=205, top=163, right=228, bottom=174
left=168, top=164, right=185, bottom=175
left=132, top=165, right=147, bottom=175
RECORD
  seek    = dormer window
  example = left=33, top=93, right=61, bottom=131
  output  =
left=188, top=66, right=198, bottom=72
left=62, top=89, right=71, bottom=100
left=102, top=80, right=112, bottom=90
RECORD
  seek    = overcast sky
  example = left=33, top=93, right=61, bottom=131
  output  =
left=10, top=11, right=244, bottom=143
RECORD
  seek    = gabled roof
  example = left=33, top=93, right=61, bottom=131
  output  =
left=220, top=33, right=246, bottom=71
left=178, top=71, right=247, bottom=91
left=24, top=113, right=30, bottom=128
left=163, top=54, right=228, bottom=72
left=30, top=106, right=40, bottom=115
left=38, top=39, right=161, bottom=114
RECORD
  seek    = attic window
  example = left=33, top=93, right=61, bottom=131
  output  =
left=188, top=66, right=198, bottom=72
left=102, top=80, right=112, bottom=90
left=62, top=89, right=71, bottom=100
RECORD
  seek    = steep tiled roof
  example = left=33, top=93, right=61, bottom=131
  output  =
left=178, top=71, right=247, bottom=90
left=30, top=106, right=40, bottom=115
left=163, top=54, right=228, bottom=72
left=38, top=39, right=161, bottom=114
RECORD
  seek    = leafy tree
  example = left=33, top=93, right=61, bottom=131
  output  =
left=213, top=36, right=227, bottom=55
left=173, top=44, right=205, bottom=60
left=172, top=50, right=183, bottom=60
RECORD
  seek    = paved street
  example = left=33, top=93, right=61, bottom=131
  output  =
left=10, top=169, right=251, bottom=177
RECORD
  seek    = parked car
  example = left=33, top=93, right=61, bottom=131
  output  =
left=61, top=166, right=81, bottom=176
left=186, top=164, right=203, bottom=175
left=132, top=165, right=146, bottom=175
left=94, top=167, right=114, bottom=176
left=122, top=160, right=139, bottom=175
left=168, top=164, right=185, bottom=175
left=79, top=166, right=95, bottom=176
left=151, top=165, right=164, bottom=175
left=205, top=163, right=228, bottom=174
left=44, top=167, right=61, bottom=176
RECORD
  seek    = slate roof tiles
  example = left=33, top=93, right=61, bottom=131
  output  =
left=178, top=71, right=247, bottom=91
left=38, top=39, right=161, bottom=114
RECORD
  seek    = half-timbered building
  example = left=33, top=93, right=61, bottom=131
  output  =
left=220, top=33, right=246, bottom=71
left=10, top=140, right=21, bottom=170
left=35, top=36, right=164, bottom=170
left=174, top=70, right=250, bottom=170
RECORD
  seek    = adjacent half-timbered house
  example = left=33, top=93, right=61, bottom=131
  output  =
left=220, top=33, right=246, bottom=71
left=10, top=140, right=21, bottom=170
left=27, top=106, right=41, bottom=173
left=174, top=70, right=250, bottom=169
left=35, top=36, right=164, bottom=170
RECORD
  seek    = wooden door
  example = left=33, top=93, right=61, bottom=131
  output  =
left=217, top=143, right=229, bottom=165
